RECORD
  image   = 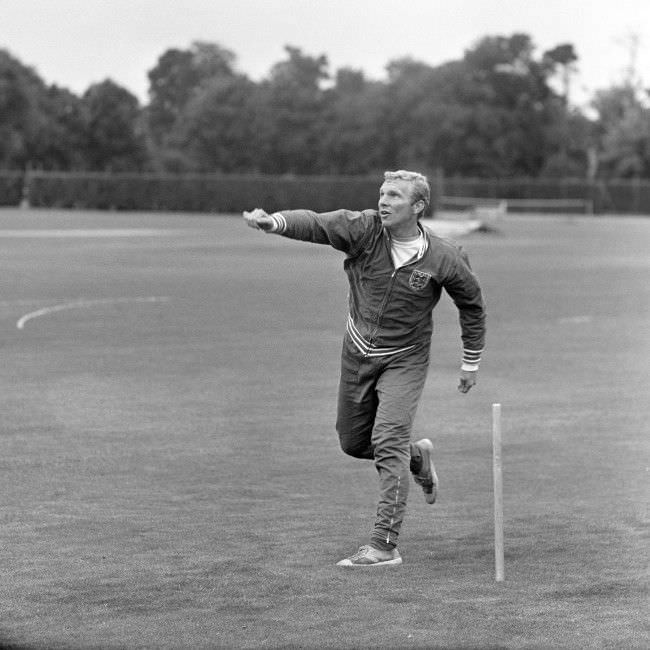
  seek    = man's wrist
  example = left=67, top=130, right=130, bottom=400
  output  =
left=266, top=212, right=286, bottom=233
left=461, top=348, right=482, bottom=372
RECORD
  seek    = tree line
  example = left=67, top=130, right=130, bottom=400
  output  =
left=1, top=34, right=649, bottom=179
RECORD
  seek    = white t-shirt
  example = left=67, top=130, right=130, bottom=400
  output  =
left=391, top=232, right=425, bottom=268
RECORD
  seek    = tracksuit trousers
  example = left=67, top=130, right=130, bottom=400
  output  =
left=335, top=334, right=431, bottom=549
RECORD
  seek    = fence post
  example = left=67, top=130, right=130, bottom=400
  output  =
left=20, top=164, right=32, bottom=209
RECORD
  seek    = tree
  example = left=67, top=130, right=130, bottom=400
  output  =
left=83, top=80, right=146, bottom=171
left=30, top=85, right=87, bottom=169
left=146, top=41, right=237, bottom=158
left=3, top=37, right=622, bottom=178
left=257, top=46, right=329, bottom=173
left=382, top=57, right=445, bottom=170
left=543, top=44, right=578, bottom=106
left=601, top=108, right=650, bottom=177
left=447, top=34, right=570, bottom=176
left=593, top=85, right=650, bottom=177
left=538, top=44, right=592, bottom=177
left=377, top=36, right=564, bottom=177
left=0, top=49, right=43, bottom=168
left=176, top=74, right=259, bottom=172
left=0, top=49, right=90, bottom=170
left=320, top=68, right=389, bottom=174
left=539, top=107, right=594, bottom=177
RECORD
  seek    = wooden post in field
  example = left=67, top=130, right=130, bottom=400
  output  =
left=492, top=403, right=505, bottom=582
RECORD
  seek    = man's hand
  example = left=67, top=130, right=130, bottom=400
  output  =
left=458, top=369, right=477, bottom=393
left=243, top=209, right=275, bottom=231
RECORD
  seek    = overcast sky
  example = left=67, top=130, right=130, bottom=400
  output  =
left=2, top=0, right=649, bottom=107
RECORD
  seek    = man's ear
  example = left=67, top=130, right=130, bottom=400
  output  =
left=412, top=199, right=425, bottom=215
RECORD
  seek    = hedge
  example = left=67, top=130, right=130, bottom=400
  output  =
left=19, top=172, right=384, bottom=213
left=1, top=171, right=649, bottom=214
left=0, top=171, right=25, bottom=206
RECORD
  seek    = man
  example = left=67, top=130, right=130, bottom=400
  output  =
left=243, top=170, right=486, bottom=568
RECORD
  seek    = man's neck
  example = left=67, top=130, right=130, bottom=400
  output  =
left=392, top=232, right=421, bottom=242
left=386, top=223, right=421, bottom=239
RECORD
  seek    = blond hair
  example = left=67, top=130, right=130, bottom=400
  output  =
left=383, top=170, right=430, bottom=217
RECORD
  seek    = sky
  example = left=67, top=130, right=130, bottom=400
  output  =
left=2, top=0, right=649, bottom=108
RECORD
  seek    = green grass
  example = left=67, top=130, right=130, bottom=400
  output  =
left=0, top=209, right=648, bottom=649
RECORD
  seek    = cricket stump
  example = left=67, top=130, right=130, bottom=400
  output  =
left=492, top=403, right=505, bottom=582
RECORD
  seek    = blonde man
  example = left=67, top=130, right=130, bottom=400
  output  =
left=244, top=170, right=486, bottom=567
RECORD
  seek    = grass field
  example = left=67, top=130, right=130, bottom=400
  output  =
left=1, top=208, right=648, bottom=649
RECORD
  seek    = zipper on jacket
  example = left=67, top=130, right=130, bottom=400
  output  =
left=368, top=268, right=398, bottom=345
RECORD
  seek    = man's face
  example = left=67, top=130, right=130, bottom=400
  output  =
left=378, top=179, right=422, bottom=233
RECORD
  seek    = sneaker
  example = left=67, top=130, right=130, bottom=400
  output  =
left=336, top=545, right=402, bottom=567
left=412, top=438, right=439, bottom=504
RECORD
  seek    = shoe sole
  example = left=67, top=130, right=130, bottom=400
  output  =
left=415, top=438, right=439, bottom=504
left=336, top=557, right=403, bottom=567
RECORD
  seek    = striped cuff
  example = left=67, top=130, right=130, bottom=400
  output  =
left=266, top=212, right=287, bottom=233
left=462, top=348, right=482, bottom=371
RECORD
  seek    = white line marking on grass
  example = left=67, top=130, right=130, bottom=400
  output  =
left=0, top=229, right=173, bottom=238
left=16, top=296, right=170, bottom=330
left=558, top=315, right=593, bottom=324
left=0, top=299, right=56, bottom=306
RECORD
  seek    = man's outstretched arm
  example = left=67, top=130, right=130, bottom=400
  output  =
left=243, top=207, right=376, bottom=255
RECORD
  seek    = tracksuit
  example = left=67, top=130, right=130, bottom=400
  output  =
left=268, top=208, right=486, bottom=549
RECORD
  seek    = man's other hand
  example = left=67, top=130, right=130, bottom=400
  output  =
left=458, top=369, right=477, bottom=393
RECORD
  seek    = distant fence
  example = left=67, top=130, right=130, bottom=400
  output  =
left=440, top=176, right=650, bottom=215
left=0, top=170, right=649, bottom=214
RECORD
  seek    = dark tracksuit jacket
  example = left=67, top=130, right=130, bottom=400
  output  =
left=269, top=207, right=486, bottom=547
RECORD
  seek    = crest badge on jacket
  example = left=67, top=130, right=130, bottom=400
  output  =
left=409, top=269, right=432, bottom=291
